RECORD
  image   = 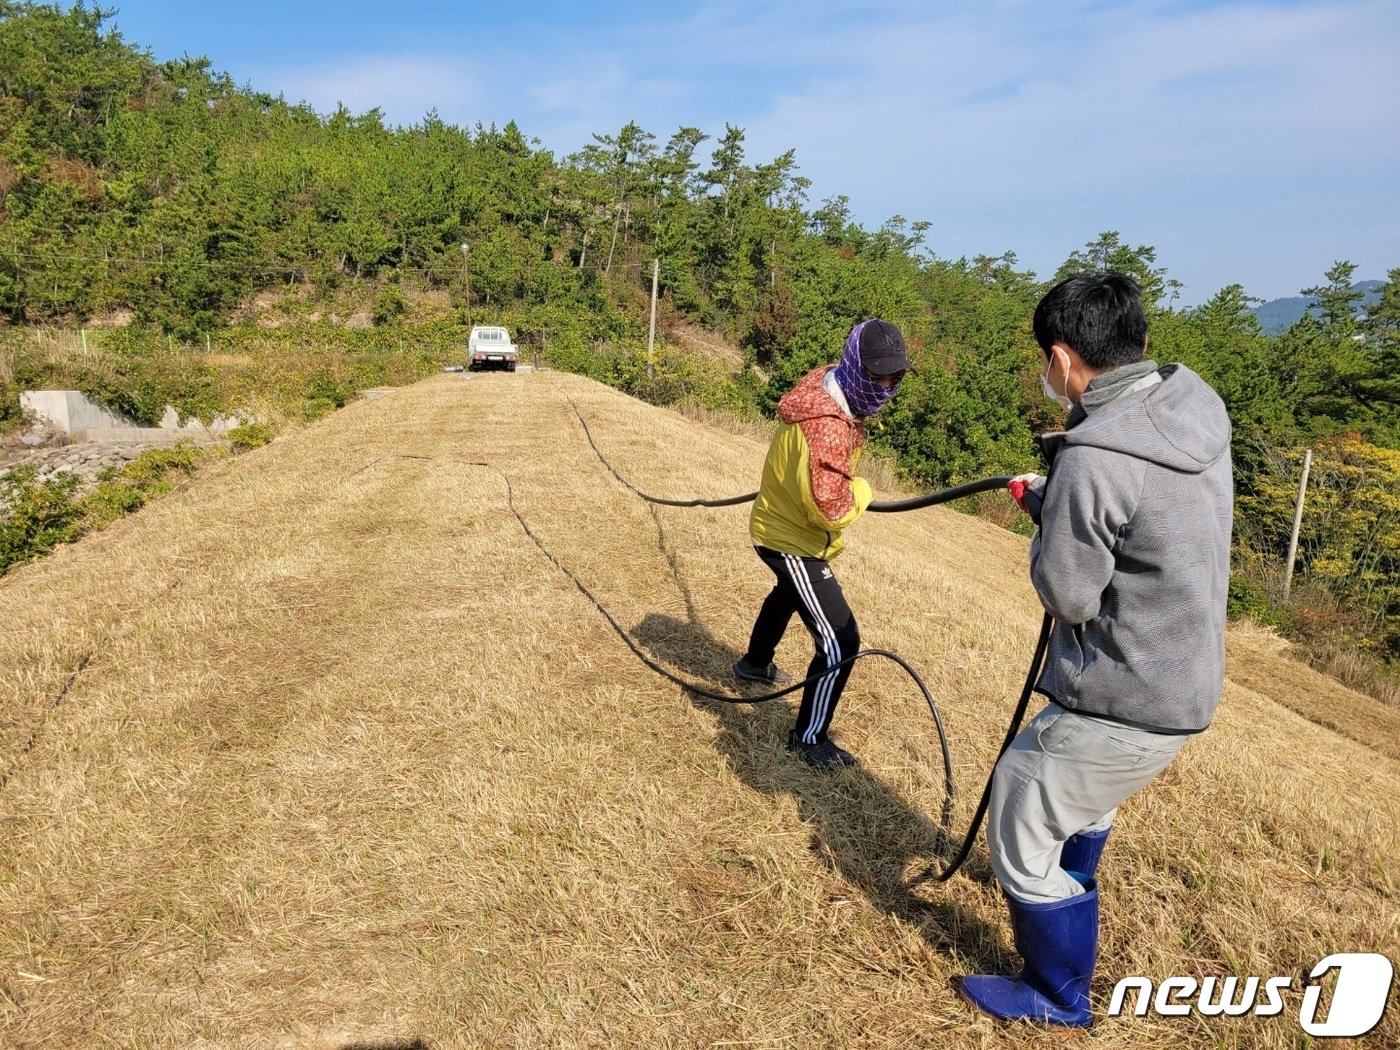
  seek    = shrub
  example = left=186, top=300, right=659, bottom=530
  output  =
left=111, top=443, right=206, bottom=490
left=1227, top=572, right=1297, bottom=632
left=305, top=368, right=353, bottom=409
left=544, top=339, right=734, bottom=409
left=372, top=284, right=407, bottom=326
left=81, top=476, right=146, bottom=525
left=0, top=378, right=21, bottom=433
left=0, top=444, right=219, bottom=575
left=302, top=398, right=338, bottom=421
left=226, top=421, right=274, bottom=451
left=0, top=466, right=83, bottom=573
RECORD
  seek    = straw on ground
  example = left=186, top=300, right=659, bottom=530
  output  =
left=1, top=372, right=1396, bottom=1048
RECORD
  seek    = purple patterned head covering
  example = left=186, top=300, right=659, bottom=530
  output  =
left=833, top=320, right=904, bottom=417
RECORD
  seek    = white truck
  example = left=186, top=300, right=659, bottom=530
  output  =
left=467, top=325, right=518, bottom=372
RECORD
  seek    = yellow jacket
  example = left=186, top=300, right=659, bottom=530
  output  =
left=749, top=366, right=873, bottom=560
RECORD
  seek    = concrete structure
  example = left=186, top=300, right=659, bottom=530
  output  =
left=20, top=390, right=134, bottom=435
left=157, top=405, right=247, bottom=435
left=21, top=390, right=250, bottom=441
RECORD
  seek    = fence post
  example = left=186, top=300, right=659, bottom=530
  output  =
left=646, top=258, right=659, bottom=382
left=1283, top=447, right=1313, bottom=601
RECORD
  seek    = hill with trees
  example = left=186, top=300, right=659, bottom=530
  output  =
left=1, top=1, right=1398, bottom=681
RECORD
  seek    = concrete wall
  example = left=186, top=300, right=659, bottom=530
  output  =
left=157, top=405, right=247, bottom=435
left=20, top=390, right=137, bottom=434
left=21, top=390, right=250, bottom=438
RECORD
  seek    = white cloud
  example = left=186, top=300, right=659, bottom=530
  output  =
left=716, top=0, right=1400, bottom=296
left=737, top=0, right=1400, bottom=195
left=255, top=55, right=482, bottom=125
left=245, top=0, right=1400, bottom=300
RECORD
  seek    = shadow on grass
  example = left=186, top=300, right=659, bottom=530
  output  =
left=631, top=611, right=1009, bottom=969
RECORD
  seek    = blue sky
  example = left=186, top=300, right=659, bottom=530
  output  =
left=104, top=0, right=1400, bottom=306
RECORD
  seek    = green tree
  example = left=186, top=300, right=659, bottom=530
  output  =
left=1162, top=284, right=1293, bottom=450
left=1302, top=260, right=1363, bottom=336
left=1054, top=231, right=1172, bottom=309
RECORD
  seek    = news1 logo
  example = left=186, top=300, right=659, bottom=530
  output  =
left=1107, top=953, right=1395, bottom=1037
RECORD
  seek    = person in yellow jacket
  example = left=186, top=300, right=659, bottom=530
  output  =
left=734, top=319, right=910, bottom=769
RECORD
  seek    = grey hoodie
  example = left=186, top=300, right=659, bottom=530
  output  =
left=1031, top=361, right=1234, bottom=734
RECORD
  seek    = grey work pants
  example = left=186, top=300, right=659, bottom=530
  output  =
left=987, top=703, right=1190, bottom=904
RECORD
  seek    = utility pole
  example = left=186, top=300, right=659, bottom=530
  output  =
left=460, top=242, right=472, bottom=329
left=1283, top=447, right=1313, bottom=601
left=646, top=258, right=659, bottom=382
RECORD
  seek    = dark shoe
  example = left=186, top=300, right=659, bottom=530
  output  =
left=733, top=657, right=792, bottom=686
left=786, top=730, right=857, bottom=770
left=1060, top=828, right=1110, bottom=880
left=959, top=875, right=1098, bottom=1029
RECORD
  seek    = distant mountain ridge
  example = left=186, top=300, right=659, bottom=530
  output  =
left=1248, top=280, right=1383, bottom=336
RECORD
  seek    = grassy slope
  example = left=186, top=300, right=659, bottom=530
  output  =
left=1, top=372, right=1396, bottom=1049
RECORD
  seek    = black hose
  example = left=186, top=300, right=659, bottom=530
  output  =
left=557, top=407, right=1056, bottom=883
left=568, top=399, right=1014, bottom=512
left=571, top=406, right=759, bottom=506
left=870, top=475, right=1016, bottom=512
left=475, top=459, right=957, bottom=825
left=399, top=409, right=1043, bottom=882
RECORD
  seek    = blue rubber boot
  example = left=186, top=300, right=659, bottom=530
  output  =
left=960, top=875, right=1098, bottom=1029
left=1060, top=827, right=1110, bottom=879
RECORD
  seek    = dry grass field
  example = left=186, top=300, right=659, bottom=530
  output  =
left=2, top=371, right=1397, bottom=1048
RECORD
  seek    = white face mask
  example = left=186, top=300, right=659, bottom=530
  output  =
left=1041, top=365, right=1073, bottom=411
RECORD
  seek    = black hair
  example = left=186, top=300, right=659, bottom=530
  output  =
left=1032, top=273, right=1148, bottom=370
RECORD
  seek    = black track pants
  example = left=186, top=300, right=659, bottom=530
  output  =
left=743, top=545, right=860, bottom=744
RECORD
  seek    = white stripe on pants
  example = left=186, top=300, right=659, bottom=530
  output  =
left=744, top=546, right=859, bottom=745
left=782, top=553, right=840, bottom=743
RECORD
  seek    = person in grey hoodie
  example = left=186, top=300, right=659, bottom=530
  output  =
left=960, top=273, right=1234, bottom=1029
